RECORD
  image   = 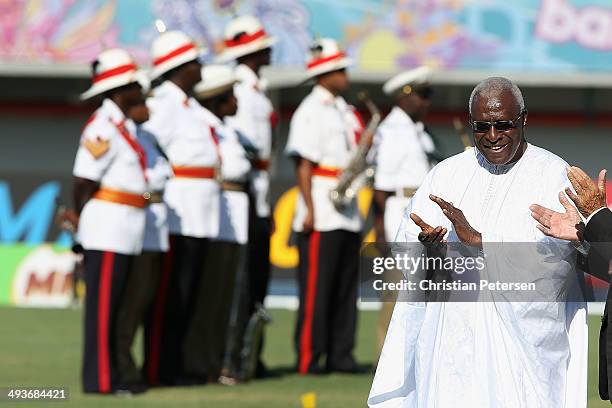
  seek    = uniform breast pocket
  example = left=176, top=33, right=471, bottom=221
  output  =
left=323, top=122, right=350, bottom=155
left=176, top=109, right=208, bottom=142
left=181, top=122, right=208, bottom=142
left=119, top=145, right=140, bottom=167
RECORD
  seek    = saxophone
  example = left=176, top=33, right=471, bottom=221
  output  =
left=329, top=92, right=382, bottom=211
left=453, top=117, right=473, bottom=151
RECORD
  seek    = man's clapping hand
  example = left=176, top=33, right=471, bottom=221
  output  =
left=410, top=212, right=447, bottom=248
left=410, top=195, right=482, bottom=248
left=530, top=192, right=584, bottom=241
left=566, top=166, right=607, bottom=219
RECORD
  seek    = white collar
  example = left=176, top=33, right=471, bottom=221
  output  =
left=200, top=106, right=222, bottom=127
left=388, top=106, right=423, bottom=131
left=235, top=64, right=259, bottom=85
left=311, top=84, right=346, bottom=107
left=475, top=142, right=531, bottom=175
left=101, top=99, right=126, bottom=124
left=155, top=80, right=189, bottom=103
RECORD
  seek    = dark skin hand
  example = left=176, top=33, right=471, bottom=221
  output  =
left=411, top=195, right=482, bottom=248
left=56, top=207, right=80, bottom=233
left=73, top=177, right=100, bottom=216
left=410, top=212, right=447, bottom=247
left=295, top=158, right=315, bottom=233
left=566, top=166, right=607, bottom=219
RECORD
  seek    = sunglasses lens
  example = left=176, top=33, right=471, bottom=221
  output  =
left=472, top=122, right=490, bottom=132
left=472, top=120, right=517, bottom=132
left=493, top=121, right=513, bottom=131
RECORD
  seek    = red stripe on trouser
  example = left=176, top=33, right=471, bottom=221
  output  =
left=299, top=231, right=321, bottom=374
left=97, top=252, right=114, bottom=393
left=147, top=237, right=174, bottom=385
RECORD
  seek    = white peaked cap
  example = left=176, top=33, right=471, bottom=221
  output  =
left=383, top=66, right=433, bottom=95
left=81, top=48, right=140, bottom=100
left=194, top=65, right=238, bottom=99
left=305, top=38, right=352, bottom=79
left=150, top=30, right=204, bottom=79
left=216, top=15, right=277, bottom=62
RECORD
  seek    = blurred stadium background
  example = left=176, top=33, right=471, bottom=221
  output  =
left=1, top=0, right=612, bottom=406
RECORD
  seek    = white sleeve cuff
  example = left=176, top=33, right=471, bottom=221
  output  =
left=572, top=240, right=590, bottom=256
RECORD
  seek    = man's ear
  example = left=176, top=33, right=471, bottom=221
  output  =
left=522, top=109, right=528, bottom=126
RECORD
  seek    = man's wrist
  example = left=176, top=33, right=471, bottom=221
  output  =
left=473, top=232, right=483, bottom=249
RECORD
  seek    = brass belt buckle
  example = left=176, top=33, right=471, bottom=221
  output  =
left=214, top=167, right=223, bottom=184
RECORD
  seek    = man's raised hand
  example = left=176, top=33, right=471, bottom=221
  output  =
left=566, top=166, right=607, bottom=218
left=410, top=212, right=447, bottom=247
left=530, top=191, right=584, bottom=242
left=429, top=195, right=482, bottom=248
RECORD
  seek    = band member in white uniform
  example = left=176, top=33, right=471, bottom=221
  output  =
left=286, top=38, right=365, bottom=375
left=374, top=67, right=437, bottom=244
left=143, top=30, right=221, bottom=385
left=183, top=65, right=251, bottom=382
left=219, top=15, right=277, bottom=376
left=72, top=49, right=146, bottom=394
left=115, top=75, right=172, bottom=391
left=372, top=67, right=438, bottom=358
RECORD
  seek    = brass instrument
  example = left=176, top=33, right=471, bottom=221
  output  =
left=329, top=92, right=382, bottom=211
left=453, top=117, right=473, bottom=151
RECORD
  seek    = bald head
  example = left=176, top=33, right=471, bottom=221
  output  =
left=469, top=77, right=525, bottom=117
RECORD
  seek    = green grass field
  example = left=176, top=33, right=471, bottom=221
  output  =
left=0, top=307, right=609, bottom=407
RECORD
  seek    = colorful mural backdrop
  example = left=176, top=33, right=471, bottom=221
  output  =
left=2, top=0, right=612, bottom=73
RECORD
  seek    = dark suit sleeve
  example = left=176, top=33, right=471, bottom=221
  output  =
left=585, top=208, right=612, bottom=282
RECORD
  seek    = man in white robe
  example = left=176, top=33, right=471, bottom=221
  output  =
left=368, top=77, right=587, bottom=408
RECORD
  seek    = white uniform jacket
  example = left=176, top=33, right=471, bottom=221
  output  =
left=73, top=99, right=147, bottom=255
left=374, top=107, right=435, bottom=241
left=135, top=126, right=172, bottom=252
left=226, top=64, right=275, bottom=218
left=144, top=80, right=221, bottom=239
left=285, top=85, right=364, bottom=233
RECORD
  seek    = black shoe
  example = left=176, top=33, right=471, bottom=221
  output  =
left=128, top=382, right=148, bottom=394
left=328, top=364, right=370, bottom=374
left=254, top=362, right=271, bottom=379
left=113, top=389, right=133, bottom=397
left=113, top=382, right=148, bottom=395
left=297, top=365, right=329, bottom=375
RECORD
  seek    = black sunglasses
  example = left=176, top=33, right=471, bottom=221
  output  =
left=470, top=111, right=525, bottom=133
